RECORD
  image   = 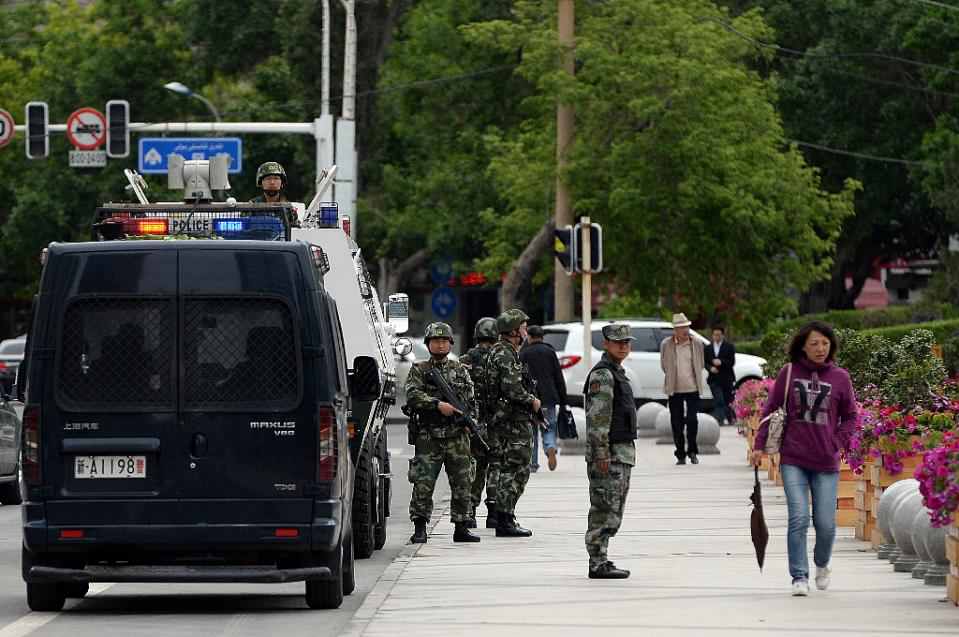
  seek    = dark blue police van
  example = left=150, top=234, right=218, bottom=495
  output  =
left=18, top=236, right=372, bottom=611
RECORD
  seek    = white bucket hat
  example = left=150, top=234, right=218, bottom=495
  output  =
left=671, top=312, right=692, bottom=328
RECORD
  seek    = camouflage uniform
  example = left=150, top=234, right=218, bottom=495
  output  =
left=459, top=318, right=499, bottom=518
left=585, top=324, right=637, bottom=574
left=405, top=342, right=477, bottom=524
left=487, top=310, right=538, bottom=519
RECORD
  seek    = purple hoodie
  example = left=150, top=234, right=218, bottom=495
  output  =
left=754, top=358, right=858, bottom=473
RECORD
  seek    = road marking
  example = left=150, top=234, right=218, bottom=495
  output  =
left=0, top=584, right=114, bottom=637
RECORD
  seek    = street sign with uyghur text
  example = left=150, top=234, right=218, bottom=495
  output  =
left=138, top=137, right=242, bottom=174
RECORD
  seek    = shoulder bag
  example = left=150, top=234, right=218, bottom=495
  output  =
left=761, top=363, right=792, bottom=455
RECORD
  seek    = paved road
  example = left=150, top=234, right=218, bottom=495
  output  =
left=0, top=423, right=432, bottom=637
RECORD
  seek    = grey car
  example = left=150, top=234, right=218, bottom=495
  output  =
left=0, top=336, right=25, bottom=395
left=0, top=393, right=22, bottom=505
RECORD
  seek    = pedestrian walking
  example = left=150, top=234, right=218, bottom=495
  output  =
left=520, top=325, right=568, bottom=472
left=486, top=308, right=540, bottom=537
left=405, top=322, right=480, bottom=544
left=705, top=325, right=737, bottom=426
left=459, top=317, right=499, bottom=529
left=751, top=320, right=857, bottom=596
left=660, top=312, right=704, bottom=465
left=584, top=323, right=636, bottom=579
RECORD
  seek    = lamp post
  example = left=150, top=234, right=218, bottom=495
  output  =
left=163, top=81, right=221, bottom=123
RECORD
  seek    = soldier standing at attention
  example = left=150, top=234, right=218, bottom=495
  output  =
left=459, top=317, right=499, bottom=529
left=487, top=309, right=540, bottom=538
left=405, top=322, right=480, bottom=544
left=584, top=323, right=637, bottom=579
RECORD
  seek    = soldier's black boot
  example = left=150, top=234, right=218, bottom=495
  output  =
left=485, top=501, right=498, bottom=529
left=453, top=521, right=481, bottom=543
left=508, top=514, right=533, bottom=537
left=495, top=512, right=532, bottom=538
left=410, top=518, right=428, bottom=544
left=464, top=507, right=477, bottom=529
left=588, top=561, right=631, bottom=579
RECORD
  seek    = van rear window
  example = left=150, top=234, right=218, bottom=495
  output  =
left=182, top=298, right=300, bottom=410
left=58, top=298, right=175, bottom=410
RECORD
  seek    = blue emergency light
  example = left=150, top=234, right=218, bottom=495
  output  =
left=213, top=216, right=285, bottom=239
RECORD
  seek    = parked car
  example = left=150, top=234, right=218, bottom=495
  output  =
left=0, top=336, right=26, bottom=395
left=386, top=338, right=457, bottom=424
left=0, top=393, right=22, bottom=505
left=542, top=320, right=766, bottom=408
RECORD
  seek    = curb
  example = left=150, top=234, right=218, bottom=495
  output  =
left=342, top=496, right=449, bottom=637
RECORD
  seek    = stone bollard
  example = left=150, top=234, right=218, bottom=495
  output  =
left=558, top=406, right=588, bottom=455
left=910, top=507, right=934, bottom=579
left=696, top=413, right=721, bottom=455
left=637, top=402, right=665, bottom=439
left=890, top=488, right=923, bottom=573
left=920, top=517, right=949, bottom=586
left=654, top=409, right=673, bottom=445
left=876, top=479, right=917, bottom=561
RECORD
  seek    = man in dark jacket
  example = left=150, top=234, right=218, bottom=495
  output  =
left=520, top=325, right=568, bottom=471
left=705, top=325, right=736, bottom=426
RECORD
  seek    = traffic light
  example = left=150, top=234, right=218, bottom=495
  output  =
left=554, top=224, right=577, bottom=274
left=574, top=222, right=603, bottom=273
left=106, top=99, right=129, bottom=158
left=25, top=101, right=48, bottom=159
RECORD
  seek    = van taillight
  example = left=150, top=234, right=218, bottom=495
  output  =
left=22, top=405, right=41, bottom=485
left=318, top=406, right=336, bottom=481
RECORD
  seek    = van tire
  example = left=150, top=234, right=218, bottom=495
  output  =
left=0, top=478, right=22, bottom=505
left=352, top=436, right=377, bottom=559
left=27, top=582, right=66, bottom=612
left=342, top=532, right=356, bottom=596
left=305, top=546, right=344, bottom=609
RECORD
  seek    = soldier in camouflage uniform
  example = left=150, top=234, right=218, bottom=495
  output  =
left=405, top=322, right=481, bottom=544
left=459, top=317, right=499, bottom=529
left=486, top=308, right=540, bottom=537
left=584, top=323, right=637, bottom=579
left=251, top=161, right=289, bottom=203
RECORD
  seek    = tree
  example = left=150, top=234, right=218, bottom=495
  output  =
left=467, top=0, right=858, bottom=332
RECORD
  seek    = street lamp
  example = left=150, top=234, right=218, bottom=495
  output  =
left=163, top=81, right=221, bottom=123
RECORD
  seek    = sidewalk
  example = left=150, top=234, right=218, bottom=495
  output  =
left=347, top=432, right=958, bottom=636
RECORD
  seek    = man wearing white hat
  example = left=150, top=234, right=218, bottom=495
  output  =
left=659, top=312, right=704, bottom=465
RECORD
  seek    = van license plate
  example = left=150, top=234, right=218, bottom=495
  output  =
left=74, top=456, right=147, bottom=479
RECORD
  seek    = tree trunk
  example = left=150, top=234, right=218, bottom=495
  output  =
left=500, top=219, right=555, bottom=310
left=377, top=248, right=430, bottom=297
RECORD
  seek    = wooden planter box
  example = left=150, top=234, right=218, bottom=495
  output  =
left=869, top=455, right=921, bottom=488
left=837, top=461, right=857, bottom=528
left=948, top=512, right=959, bottom=606
left=853, top=470, right=875, bottom=541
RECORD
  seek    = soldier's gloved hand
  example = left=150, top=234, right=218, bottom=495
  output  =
left=531, top=398, right=542, bottom=412
left=596, top=458, right=610, bottom=476
left=438, top=401, right=458, bottom=417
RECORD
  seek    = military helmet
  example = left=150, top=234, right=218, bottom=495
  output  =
left=423, top=321, right=455, bottom=345
left=496, top=308, right=529, bottom=334
left=256, top=161, right=287, bottom=187
left=473, top=317, right=498, bottom=341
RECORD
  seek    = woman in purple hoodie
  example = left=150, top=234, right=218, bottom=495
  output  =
left=751, top=321, right=857, bottom=597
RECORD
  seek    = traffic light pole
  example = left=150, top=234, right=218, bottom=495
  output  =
left=553, top=0, right=575, bottom=322
left=581, top=216, right=592, bottom=369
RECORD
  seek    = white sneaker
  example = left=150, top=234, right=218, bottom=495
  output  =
left=791, top=578, right=809, bottom=596
left=815, top=565, right=831, bottom=590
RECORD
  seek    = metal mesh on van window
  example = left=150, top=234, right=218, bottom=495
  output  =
left=58, top=299, right=174, bottom=408
left=183, top=298, right=299, bottom=408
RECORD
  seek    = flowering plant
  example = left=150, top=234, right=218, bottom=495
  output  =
left=915, top=430, right=959, bottom=527
left=732, top=378, right=773, bottom=436
left=871, top=407, right=924, bottom=475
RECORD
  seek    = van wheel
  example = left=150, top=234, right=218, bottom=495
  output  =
left=352, top=438, right=377, bottom=559
left=64, top=583, right=89, bottom=599
left=342, top=532, right=355, bottom=596
left=305, top=547, right=344, bottom=609
left=27, top=582, right=66, bottom=612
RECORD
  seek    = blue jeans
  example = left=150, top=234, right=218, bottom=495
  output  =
left=781, top=464, right=838, bottom=581
left=530, top=404, right=557, bottom=469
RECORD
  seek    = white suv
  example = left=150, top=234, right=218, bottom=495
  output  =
left=543, top=320, right=766, bottom=407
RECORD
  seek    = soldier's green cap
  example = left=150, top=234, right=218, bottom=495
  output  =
left=424, top=321, right=454, bottom=344
left=602, top=323, right=635, bottom=342
left=473, top=317, right=498, bottom=340
left=497, top=308, right=529, bottom=334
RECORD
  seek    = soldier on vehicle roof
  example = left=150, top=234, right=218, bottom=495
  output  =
left=405, top=322, right=480, bottom=544
left=252, top=161, right=289, bottom=203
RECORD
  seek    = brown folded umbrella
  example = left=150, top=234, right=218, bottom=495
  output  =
left=750, top=466, right=769, bottom=571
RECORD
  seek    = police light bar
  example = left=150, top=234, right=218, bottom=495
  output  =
left=92, top=205, right=293, bottom=241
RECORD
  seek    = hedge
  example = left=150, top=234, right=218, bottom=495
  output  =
left=744, top=304, right=959, bottom=340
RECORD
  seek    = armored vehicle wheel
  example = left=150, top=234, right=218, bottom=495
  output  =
left=352, top=436, right=378, bottom=558
left=27, top=582, right=66, bottom=612
left=305, top=546, right=344, bottom=609
left=342, top=532, right=356, bottom=596
left=373, top=430, right=389, bottom=550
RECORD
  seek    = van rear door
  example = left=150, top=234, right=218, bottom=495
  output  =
left=176, top=249, right=314, bottom=524
left=47, top=250, right=180, bottom=526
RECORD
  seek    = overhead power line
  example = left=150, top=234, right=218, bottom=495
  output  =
left=786, top=139, right=930, bottom=166
left=903, top=0, right=959, bottom=12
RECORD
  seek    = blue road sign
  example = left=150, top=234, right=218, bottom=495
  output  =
left=138, top=137, right=242, bottom=174
left=431, top=287, right=457, bottom=320
left=430, top=258, right=454, bottom=286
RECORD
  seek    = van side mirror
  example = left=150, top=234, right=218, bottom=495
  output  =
left=349, top=356, right=381, bottom=402
left=385, top=293, right=409, bottom=335
left=392, top=337, right=413, bottom=358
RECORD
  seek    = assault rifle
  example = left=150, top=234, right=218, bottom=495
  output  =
left=521, top=367, right=551, bottom=433
left=424, top=368, right=491, bottom=452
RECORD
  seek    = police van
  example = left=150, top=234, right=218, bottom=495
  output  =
left=16, top=160, right=385, bottom=611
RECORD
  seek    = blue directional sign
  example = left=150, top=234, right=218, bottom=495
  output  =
left=138, top=137, right=242, bottom=174
left=430, top=258, right=454, bottom=286
left=431, top=287, right=457, bottom=320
